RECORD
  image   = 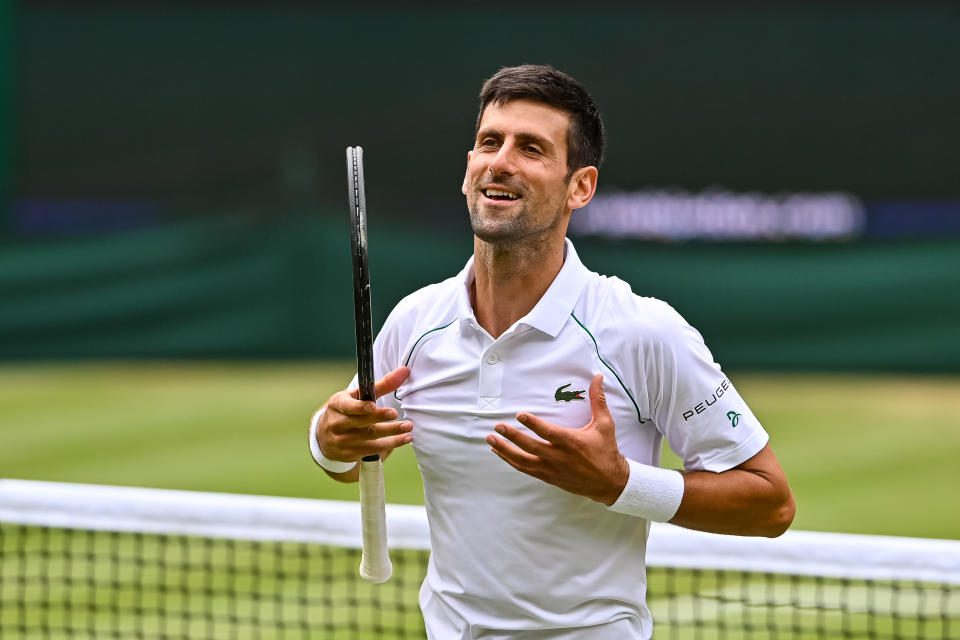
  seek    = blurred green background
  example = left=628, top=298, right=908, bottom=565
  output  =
left=1, top=3, right=958, bottom=541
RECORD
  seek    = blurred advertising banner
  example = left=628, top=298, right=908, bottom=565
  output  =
left=571, top=190, right=866, bottom=242
left=571, top=191, right=960, bottom=242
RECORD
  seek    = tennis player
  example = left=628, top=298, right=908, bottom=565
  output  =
left=310, top=64, right=795, bottom=639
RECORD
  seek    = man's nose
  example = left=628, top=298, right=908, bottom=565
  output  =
left=488, top=144, right=517, bottom=176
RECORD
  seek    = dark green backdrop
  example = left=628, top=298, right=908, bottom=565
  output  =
left=2, top=212, right=957, bottom=372
left=0, top=0, right=11, bottom=219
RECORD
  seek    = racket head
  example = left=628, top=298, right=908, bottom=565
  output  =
left=346, top=146, right=376, bottom=406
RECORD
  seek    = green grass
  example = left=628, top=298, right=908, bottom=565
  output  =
left=1, top=362, right=959, bottom=540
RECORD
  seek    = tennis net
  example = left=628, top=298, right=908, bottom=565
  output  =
left=1, top=479, right=957, bottom=639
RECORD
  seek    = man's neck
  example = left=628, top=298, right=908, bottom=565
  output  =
left=470, top=234, right=565, bottom=339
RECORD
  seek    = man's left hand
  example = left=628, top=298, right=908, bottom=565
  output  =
left=486, top=373, right=629, bottom=505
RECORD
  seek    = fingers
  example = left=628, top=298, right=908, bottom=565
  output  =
left=588, top=373, right=616, bottom=437
left=317, top=365, right=413, bottom=462
left=588, top=373, right=608, bottom=420
left=486, top=433, right=539, bottom=464
left=486, top=417, right=559, bottom=477
left=338, top=432, right=413, bottom=460
left=488, top=423, right=547, bottom=458
left=515, top=411, right=566, bottom=444
left=362, top=419, right=413, bottom=456
left=324, top=419, right=414, bottom=460
left=332, top=392, right=398, bottom=421
left=356, top=422, right=414, bottom=457
left=373, top=366, right=411, bottom=399
left=484, top=372, right=623, bottom=501
left=489, top=445, right=546, bottom=481
left=337, top=366, right=409, bottom=418
left=486, top=430, right=542, bottom=474
left=364, top=419, right=414, bottom=440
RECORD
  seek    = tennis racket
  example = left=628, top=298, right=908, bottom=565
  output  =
left=346, top=146, right=392, bottom=584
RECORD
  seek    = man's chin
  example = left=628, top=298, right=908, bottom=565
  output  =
left=471, top=223, right=524, bottom=244
left=468, top=206, right=524, bottom=242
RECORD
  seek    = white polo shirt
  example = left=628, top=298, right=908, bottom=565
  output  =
left=363, top=239, right=768, bottom=639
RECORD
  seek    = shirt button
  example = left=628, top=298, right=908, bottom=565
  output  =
left=485, top=353, right=499, bottom=365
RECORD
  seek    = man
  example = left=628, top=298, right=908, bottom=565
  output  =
left=309, top=65, right=795, bottom=639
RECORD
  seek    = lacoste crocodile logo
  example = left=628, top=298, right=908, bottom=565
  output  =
left=555, top=383, right=586, bottom=402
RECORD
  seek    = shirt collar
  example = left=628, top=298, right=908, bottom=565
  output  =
left=455, top=238, right=591, bottom=338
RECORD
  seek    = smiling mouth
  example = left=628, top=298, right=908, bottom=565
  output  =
left=482, top=188, right=521, bottom=201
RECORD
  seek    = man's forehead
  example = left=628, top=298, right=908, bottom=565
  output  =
left=477, top=99, right=570, bottom=141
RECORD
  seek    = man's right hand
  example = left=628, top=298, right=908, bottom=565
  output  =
left=314, top=366, right=412, bottom=479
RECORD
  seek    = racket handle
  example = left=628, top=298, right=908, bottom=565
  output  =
left=358, top=457, right=392, bottom=583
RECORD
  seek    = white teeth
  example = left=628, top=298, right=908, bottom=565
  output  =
left=484, top=189, right=519, bottom=200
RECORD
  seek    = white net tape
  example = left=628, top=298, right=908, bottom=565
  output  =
left=2, top=479, right=957, bottom=585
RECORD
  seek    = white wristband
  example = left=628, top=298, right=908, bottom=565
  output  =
left=308, top=407, right=358, bottom=474
left=607, top=458, right=685, bottom=522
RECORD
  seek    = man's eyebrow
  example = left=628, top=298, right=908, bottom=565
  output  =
left=475, top=128, right=555, bottom=151
left=513, top=132, right=554, bottom=151
left=476, top=127, right=503, bottom=141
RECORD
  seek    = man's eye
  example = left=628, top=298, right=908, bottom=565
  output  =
left=523, top=146, right=542, bottom=155
left=479, top=138, right=498, bottom=149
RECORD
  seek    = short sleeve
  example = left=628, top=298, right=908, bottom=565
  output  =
left=647, top=305, right=768, bottom=473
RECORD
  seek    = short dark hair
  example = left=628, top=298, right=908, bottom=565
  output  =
left=476, top=64, right=606, bottom=174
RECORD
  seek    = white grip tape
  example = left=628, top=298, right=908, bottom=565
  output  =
left=358, top=458, right=392, bottom=583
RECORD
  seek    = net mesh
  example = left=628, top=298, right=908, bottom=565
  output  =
left=0, top=525, right=426, bottom=639
left=1, top=480, right=957, bottom=640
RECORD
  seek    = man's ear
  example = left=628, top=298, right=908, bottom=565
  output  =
left=461, top=150, right=473, bottom=195
left=566, top=166, right=599, bottom=211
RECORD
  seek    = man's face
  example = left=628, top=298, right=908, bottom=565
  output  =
left=462, top=99, right=576, bottom=245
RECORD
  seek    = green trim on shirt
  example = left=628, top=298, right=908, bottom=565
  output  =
left=570, top=312, right=645, bottom=424
left=395, top=319, right=457, bottom=399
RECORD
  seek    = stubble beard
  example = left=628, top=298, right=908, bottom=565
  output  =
left=467, top=183, right=568, bottom=246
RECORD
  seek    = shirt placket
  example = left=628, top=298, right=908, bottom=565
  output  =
left=478, top=339, right=506, bottom=411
